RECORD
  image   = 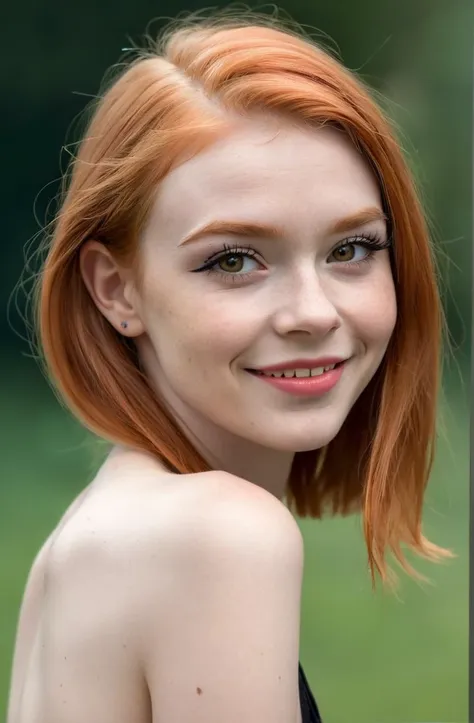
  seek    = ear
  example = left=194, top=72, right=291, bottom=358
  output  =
left=79, top=240, right=145, bottom=337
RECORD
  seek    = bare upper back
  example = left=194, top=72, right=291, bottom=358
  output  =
left=7, top=446, right=304, bottom=723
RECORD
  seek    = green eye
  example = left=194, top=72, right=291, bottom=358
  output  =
left=218, top=254, right=246, bottom=273
left=332, top=244, right=357, bottom=262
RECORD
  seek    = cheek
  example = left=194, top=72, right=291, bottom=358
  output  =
left=342, top=266, right=397, bottom=347
left=143, top=286, right=256, bottom=365
left=359, top=275, right=397, bottom=346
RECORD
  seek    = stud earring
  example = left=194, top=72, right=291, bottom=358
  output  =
left=120, top=321, right=128, bottom=329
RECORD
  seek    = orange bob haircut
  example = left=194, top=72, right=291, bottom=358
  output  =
left=35, top=10, right=450, bottom=585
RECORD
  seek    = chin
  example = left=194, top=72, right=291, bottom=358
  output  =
left=249, top=418, right=347, bottom=454
left=273, top=435, right=337, bottom=453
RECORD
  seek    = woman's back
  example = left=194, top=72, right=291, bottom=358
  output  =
left=7, top=452, right=152, bottom=723
left=7, top=447, right=309, bottom=723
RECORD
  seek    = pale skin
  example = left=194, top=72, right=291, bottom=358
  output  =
left=7, top=115, right=397, bottom=722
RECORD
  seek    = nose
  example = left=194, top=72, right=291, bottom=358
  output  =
left=272, top=268, right=342, bottom=337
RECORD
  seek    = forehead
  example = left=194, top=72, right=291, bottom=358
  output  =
left=144, top=117, right=382, bottom=241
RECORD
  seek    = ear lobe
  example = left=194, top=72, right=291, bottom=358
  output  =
left=79, top=240, right=146, bottom=336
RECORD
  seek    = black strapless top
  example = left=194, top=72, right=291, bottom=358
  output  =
left=299, top=662, right=322, bottom=722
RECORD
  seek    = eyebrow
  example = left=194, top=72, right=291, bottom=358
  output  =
left=178, top=206, right=388, bottom=246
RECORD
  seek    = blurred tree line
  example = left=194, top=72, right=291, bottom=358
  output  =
left=3, top=0, right=472, bottom=374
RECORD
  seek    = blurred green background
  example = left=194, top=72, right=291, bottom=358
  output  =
left=1, top=1, right=471, bottom=722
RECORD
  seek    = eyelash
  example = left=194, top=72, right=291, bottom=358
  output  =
left=192, top=233, right=393, bottom=283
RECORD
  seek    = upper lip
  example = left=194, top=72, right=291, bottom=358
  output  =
left=247, top=357, right=348, bottom=372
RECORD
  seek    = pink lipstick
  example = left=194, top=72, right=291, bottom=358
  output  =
left=245, top=357, right=347, bottom=398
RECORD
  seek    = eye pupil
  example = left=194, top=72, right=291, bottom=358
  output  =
left=220, top=254, right=243, bottom=272
left=335, top=244, right=355, bottom=261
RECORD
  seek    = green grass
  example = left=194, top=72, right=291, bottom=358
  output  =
left=0, top=369, right=468, bottom=722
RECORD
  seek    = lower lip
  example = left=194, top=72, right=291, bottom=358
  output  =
left=246, top=363, right=346, bottom=397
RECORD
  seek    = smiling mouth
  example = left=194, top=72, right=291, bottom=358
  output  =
left=244, top=360, right=346, bottom=397
left=246, top=361, right=344, bottom=378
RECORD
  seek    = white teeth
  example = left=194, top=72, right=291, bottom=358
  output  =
left=260, top=364, right=337, bottom=378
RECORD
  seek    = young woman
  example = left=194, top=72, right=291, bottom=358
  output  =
left=7, top=10, right=450, bottom=723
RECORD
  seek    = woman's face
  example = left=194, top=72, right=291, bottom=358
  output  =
left=133, top=116, right=397, bottom=453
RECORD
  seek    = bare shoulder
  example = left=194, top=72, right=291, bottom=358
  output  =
left=44, top=461, right=303, bottom=622
left=47, top=463, right=303, bottom=566
left=135, top=469, right=305, bottom=723
left=165, top=469, right=304, bottom=555
left=43, top=462, right=304, bottom=722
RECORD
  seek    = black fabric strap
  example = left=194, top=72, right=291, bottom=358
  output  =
left=298, top=662, right=323, bottom=723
